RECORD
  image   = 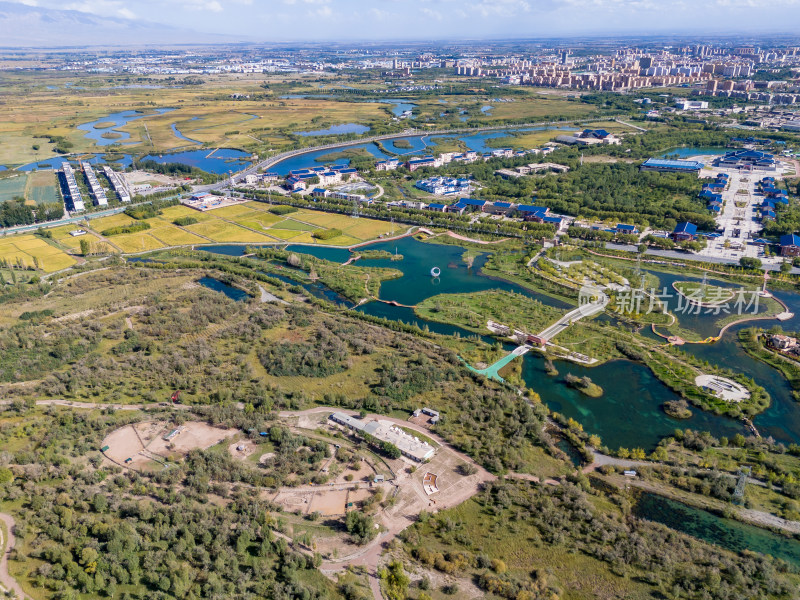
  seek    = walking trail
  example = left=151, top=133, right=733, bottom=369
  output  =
left=0, top=512, right=31, bottom=600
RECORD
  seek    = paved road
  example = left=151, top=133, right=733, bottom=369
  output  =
left=537, top=290, right=608, bottom=341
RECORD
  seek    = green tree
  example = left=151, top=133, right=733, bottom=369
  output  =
left=345, top=510, right=376, bottom=545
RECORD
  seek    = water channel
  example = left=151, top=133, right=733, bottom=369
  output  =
left=634, top=492, right=800, bottom=566
left=197, top=237, right=800, bottom=453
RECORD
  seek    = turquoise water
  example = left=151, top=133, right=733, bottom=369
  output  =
left=141, top=149, right=252, bottom=175
left=634, top=492, right=800, bottom=566
left=77, top=108, right=174, bottom=146
left=296, top=123, right=370, bottom=136
left=197, top=237, right=800, bottom=451
left=198, top=277, right=249, bottom=302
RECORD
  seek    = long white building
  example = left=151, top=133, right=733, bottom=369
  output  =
left=81, top=162, right=108, bottom=207
left=61, top=164, right=85, bottom=212
left=102, top=165, right=131, bottom=203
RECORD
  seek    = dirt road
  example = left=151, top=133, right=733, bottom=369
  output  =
left=0, top=513, right=31, bottom=600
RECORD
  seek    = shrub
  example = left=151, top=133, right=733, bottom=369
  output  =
left=312, top=228, right=343, bottom=240
left=269, top=205, right=298, bottom=215
left=173, top=216, right=199, bottom=226
left=101, top=222, right=150, bottom=236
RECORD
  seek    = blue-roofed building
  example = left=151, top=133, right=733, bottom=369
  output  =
left=407, top=156, right=437, bottom=172
left=375, top=159, right=400, bottom=171
left=716, top=149, right=776, bottom=171
left=640, top=158, right=704, bottom=173
left=762, top=209, right=776, bottom=220
left=517, top=204, right=549, bottom=221
left=427, top=203, right=447, bottom=212
left=483, top=200, right=515, bottom=215
left=672, top=222, right=698, bottom=241
left=415, top=176, right=473, bottom=195
left=311, top=188, right=329, bottom=198
left=615, top=223, right=639, bottom=234
left=709, top=204, right=721, bottom=213
left=780, top=234, right=800, bottom=256
left=542, top=216, right=564, bottom=227
left=285, top=176, right=306, bottom=192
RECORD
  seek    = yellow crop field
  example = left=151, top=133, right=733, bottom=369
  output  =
left=266, top=229, right=304, bottom=240
left=185, top=220, right=276, bottom=243
left=286, top=232, right=318, bottom=245
left=0, top=235, right=75, bottom=272
left=148, top=226, right=207, bottom=246
left=91, top=213, right=138, bottom=231
left=112, top=233, right=168, bottom=253
left=11, top=237, right=49, bottom=251
left=325, top=234, right=362, bottom=247
left=159, top=205, right=215, bottom=222
left=341, top=219, right=395, bottom=240
left=293, top=210, right=348, bottom=228
left=49, top=226, right=104, bottom=251
left=205, top=204, right=256, bottom=218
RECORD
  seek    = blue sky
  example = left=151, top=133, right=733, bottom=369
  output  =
left=11, top=0, right=800, bottom=39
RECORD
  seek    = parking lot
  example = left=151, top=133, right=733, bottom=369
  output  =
left=695, top=158, right=791, bottom=266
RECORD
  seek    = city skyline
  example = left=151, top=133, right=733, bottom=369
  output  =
left=2, top=0, right=800, bottom=45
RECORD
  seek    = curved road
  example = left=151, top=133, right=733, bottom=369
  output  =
left=0, top=512, right=31, bottom=600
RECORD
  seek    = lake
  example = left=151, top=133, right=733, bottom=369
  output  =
left=196, top=236, right=800, bottom=451
left=269, top=126, right=578, bottom=174
left=198, top=277, right=249, bottom=302
left=77, top=108, right=174, bottom=147
left=296, top=123, right=371, bottom=137
left=140, top=149, right=252, bottom=175
left=17, top=154, right=134, bottom=172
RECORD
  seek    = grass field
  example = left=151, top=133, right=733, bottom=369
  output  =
left=47, top=225, right=103, bottom=251
left=26, top=170, right=58, bottom=204
left=487, top=129, right=571, bottom=150
left=0, top=235, right=76, bottom=272
left=0, top=174, right=27, bottom=203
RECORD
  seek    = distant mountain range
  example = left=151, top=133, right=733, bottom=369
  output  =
left=0, top=2, right=234, bottom=47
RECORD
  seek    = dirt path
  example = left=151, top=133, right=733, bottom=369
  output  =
left=0, top=513, right=31, bottom=599
left=443, top=231, right=510, bottom=245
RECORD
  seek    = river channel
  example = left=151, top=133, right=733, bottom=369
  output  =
left=198, top=236, right=800, bottom=453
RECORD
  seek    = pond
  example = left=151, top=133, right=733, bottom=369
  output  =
left=634, top=492, right=800, bottom=567
left=269, top=143, right=390, bottom=175
left=195, top=236, right=800, bottom=451
left=16, top=154, right=134, bottom=172
left=269, top=126, right=578, bottom=174
left=198, top=277, right=249, bottom=302
left=77, top=108, right=174, bottom=147
left=295, top=123, right=371, bottom=137
left=140, top=149, right=253, bottom=175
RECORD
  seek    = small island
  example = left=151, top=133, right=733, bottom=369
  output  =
left=662, top=399, right=693, bottom=419
left=358, top=249, right=403, bottom=261
left=672, top=280, right=737, bottom=307
left=565, top=373, right=603, bottom=397
left=393, top=139, right=413, bottom=149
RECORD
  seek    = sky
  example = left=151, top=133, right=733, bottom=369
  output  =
left=9, top=0, right=800, bottom=40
